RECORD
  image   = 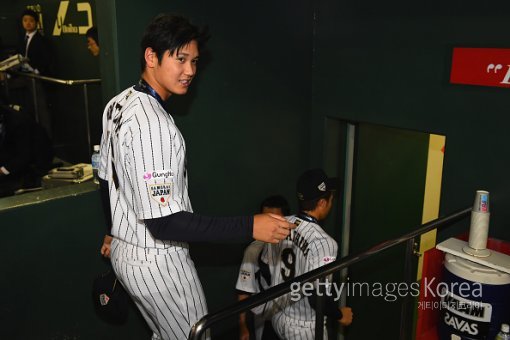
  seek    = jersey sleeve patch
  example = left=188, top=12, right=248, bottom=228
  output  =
left=144, top=170, right=174, bottom=207
left=240, top=269, right=252, bottom=282
left=322, top=256, right=336, bottom=265
left=149, top=183, right=172, bottom=207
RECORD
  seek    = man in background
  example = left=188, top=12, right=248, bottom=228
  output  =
left=18, top=9, right=53, bottom=75
left=86, top=27, right=100, bottom=57
left=10, top=9, right=54, bottom=137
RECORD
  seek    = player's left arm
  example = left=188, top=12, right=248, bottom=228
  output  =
left=123, top=117, right=292, bottom=243
left=306, top=237, right=344, bottom=319
left=145, top=212, right=293, bottom=243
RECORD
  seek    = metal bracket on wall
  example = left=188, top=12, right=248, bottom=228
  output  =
left=413, top=241, right=422, bottom=257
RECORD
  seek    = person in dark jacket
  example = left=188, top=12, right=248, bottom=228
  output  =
left=18, top=9, right=53, bottom=75
left=0, top=102, right=53, bottom=197
left=10, top=9, right=55, bottom=137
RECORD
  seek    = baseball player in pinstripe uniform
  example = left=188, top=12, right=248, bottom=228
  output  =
left=236, top=195, right=290, bottom=340
left=97, top=14, right=294, bottom=340
left=261, top=169, right=353, bottom=340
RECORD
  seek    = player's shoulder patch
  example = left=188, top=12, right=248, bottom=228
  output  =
left=322, top=256, right=336, bottom=265
left=240, top=269, right=252, bottom=282
left=149, top=183, right=172, bottom=207
left=143, top=170, right=174, bottom=206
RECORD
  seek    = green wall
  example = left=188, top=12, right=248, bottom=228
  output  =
left=312, top=3, right=510, bottom=338
left=0, top=187, right=151, bottom=339
left=312, top=1, right=510, bottom=242
left=3, top=0, right=509, bottom=338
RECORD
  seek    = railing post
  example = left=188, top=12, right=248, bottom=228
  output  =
left=30, top=77, right=39, bottom=123
left=315, top=277, right=325, bottom=339
left=338, top=123, right=355, bottom=340
left=400, top=237, right=417, bottom=340
left=83, top=83, right=92, bottom=155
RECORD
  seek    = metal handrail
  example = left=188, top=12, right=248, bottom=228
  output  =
left=188, top=206, right=472, bottom=340
left=4, top=70, right=101, bottom=154
left=7, top=70, right=101, bottom=86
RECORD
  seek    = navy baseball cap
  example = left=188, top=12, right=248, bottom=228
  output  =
left=297, top=168, right=337, bottom=201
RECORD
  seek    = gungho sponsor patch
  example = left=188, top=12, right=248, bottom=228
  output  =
left=143, top=169, right=174, bottom=181
left=149, top=183, right=172, bottom=206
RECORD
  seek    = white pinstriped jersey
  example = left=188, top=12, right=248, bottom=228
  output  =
left=236, top=241, right=267, bottom=294
left=261, top=215, right=338, bottom=323
left=236, top=241, right=273, bottom=315
left=98, top=86, right=209, bottom=340
left=98, top=86, right=192, bottom=249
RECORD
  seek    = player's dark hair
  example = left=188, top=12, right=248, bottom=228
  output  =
left=21, top=9, right=39, bottom=23
left=140, top=14, right=209, bottom=72
left=86, top=26, right=99, bottom=46
left=298, top=191, right=333, bottom=212
left=260, top=195, right=290, bottom=216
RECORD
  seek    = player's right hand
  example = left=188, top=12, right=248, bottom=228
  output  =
left=339, top=306, right=353, bottom=326
left=101, top=234, right=113, bottom=258
left=253, top=213, right=295, bottom=243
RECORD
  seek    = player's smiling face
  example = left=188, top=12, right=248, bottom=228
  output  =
left=144, top=40, right=199, bottom=100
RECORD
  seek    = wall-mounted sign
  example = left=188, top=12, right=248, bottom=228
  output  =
left=450, top=48, right=510, bottom=88
left=52, top=0, right=93, bottom=36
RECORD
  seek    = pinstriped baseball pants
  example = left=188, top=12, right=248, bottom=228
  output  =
left=110, top=238, right=210, bottom=340
left=272, top=310, right=328, bottom=340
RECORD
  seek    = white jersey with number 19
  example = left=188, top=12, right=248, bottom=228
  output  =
left=261, top=214, right=337, bottom=338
